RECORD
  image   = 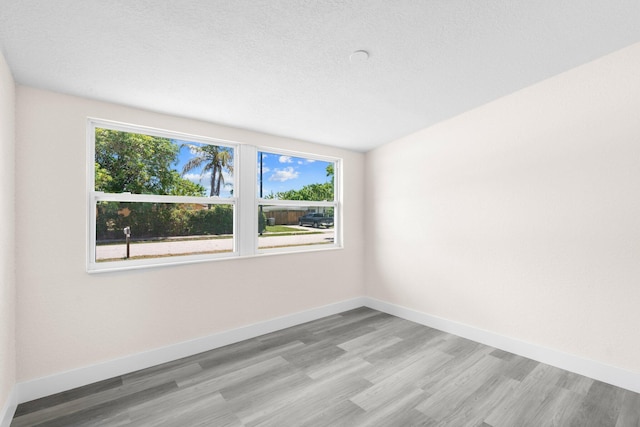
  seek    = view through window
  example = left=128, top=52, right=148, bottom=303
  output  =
left=88, top=121, right=341, bottom=272
left=91, top=125, right=235, bottom=269
left=257, top=151, right=336, bottom=251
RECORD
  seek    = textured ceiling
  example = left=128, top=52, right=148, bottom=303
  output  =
left=1, top=1, right=639, bottom=151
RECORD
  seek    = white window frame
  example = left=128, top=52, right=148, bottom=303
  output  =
left=255, top=147, right=342, bottom=255
left=87, top=120, right=342, bottom=273
left=87, top=119, right=239, bottom=272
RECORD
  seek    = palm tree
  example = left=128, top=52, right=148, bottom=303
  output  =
left=181, top=144, right=233, bottom=196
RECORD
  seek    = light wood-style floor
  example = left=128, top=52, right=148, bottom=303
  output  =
left=11, top=308, right=640, bottom=426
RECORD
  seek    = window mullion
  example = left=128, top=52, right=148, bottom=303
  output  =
left=93, top=192, right=236, bottom=206
left=237, top=144, right=257, bottom=256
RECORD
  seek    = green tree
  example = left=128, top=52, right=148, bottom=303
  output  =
left=95, top=129, right=208, bottom=242
left=181, top=144, right=233, bottom=196
left=326, top=164, right=334, bottom=182
left=275, top=183, right=333, bottom=201
left=96, top=128, right=176, bottom=194
left=166, top=171, right=206, bottom=196
left=95, top=128, right=203, bottom=196
left=273, top=164, right=335, bottom=201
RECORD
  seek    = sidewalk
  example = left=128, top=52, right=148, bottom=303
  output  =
left=96, top=227, right=334, bottom=261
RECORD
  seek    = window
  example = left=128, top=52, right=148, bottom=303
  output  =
left=257, top=151, right=337, bottom=251
left=88, top=120, right=236, bottom=271
left=88, top=120, right=341, bottom=272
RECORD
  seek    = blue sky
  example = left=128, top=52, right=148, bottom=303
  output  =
left=257, top=152, right=332, bottom=198
left=174, top=141, right=332, bottom=198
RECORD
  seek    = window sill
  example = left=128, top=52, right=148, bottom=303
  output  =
left=87, top=244, right=344, bottom=274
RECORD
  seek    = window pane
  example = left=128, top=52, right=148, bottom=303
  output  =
left=95, top=201, right=233, bottom=262
left=95, top=128, right=234, bottom=197
left=257, top=152, right=334, bottom=201
left=258, top=205, right=334, bottom=250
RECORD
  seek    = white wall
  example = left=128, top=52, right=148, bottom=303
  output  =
left=0, top=50, right=16, bottom=414
left=365, top=42, right=640, bottom=374
left=15, top=87, right=365, bottom=382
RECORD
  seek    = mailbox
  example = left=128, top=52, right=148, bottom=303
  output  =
left=123, top=226, right=131, bottom=259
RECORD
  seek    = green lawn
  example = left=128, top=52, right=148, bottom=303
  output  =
left=264, top=225, right=301, bottom=233
left=261, top=224, right=324, bottom=238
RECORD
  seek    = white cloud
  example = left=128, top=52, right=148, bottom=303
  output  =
left=269, top=167, right=299, bottom=182
left=183, top=172, right=210, bottom=182
left=279, top=155, right=293, bottom=163
left=184, top=170, right=235, bottom=197
left=221, top=170, right=233, bottom=186
left=183, top=172, right=211, bottom=194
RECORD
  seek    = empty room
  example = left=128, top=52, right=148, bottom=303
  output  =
left=1, top=1, right=640, bottom=426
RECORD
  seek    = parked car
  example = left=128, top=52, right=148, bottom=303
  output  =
left=298, top=213, right=334, bottom=228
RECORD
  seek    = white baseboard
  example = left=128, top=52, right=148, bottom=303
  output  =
left=363, top=297, right=640, bottom=394
left=12, top=297, right=366, bottom=407
left=0, top=388, right=18, bottom=427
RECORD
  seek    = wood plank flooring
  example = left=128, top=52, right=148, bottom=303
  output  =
left=11, top=308, right=640, bottom=426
